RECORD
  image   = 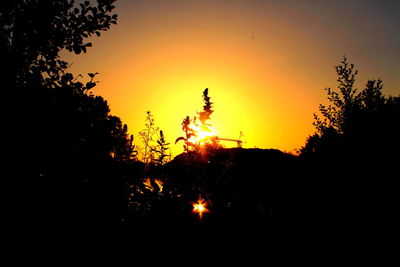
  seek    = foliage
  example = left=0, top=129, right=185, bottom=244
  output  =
left=138, top=111, right=160, bottom=164
left=1, top=0, right=117, bottom=87
left=302, top=57, right=400, bottom=159
left=4, top=0, right=398, bottom=227
left=313, top=56, right=361, bottom=135
left=128, top=112, right=173, bottom=220
left=299, top=57, right=400, bottom=232
left=176, top=88, right=220, bottom=152
left=151, top=130, right=171, bottom=166
left=112, top=124, right=138, bottom=162
left=0, top=0, right=143, bottom=224
left=198, top=88, right=214, bottom=125
left=175, top=115, right=197, bottom=152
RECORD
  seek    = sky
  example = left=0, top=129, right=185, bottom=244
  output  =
left=64, top=0, right=400, bottom=156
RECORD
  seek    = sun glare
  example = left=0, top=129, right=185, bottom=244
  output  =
left=192, top=197, right=210, bottom=221
left=188, top=123, right=217, bottom=145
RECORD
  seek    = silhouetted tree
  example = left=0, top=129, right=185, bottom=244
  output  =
left=111, top=122, right=138, bottom=162
left=0, top=0, right=141, bottom=224
left=1, top=0, right=117, bottom=92
left=301, top=56, right=400, bottom=162
left=300, top=57, right=400, bottom=231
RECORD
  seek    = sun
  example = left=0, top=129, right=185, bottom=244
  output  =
left=188, top=123, right=217, bottom=145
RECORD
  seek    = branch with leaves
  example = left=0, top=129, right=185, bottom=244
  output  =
left=198, top=88, right=214, bottom=125
left=175, top=116, right=197, bottom=152
left=139, top=111, right=159, bottom=164
left=151, top=130, right=171, bottom=166
left=176, top=88, right=220, bottom=152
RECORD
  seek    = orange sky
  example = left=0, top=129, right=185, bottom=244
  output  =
left=63, top=0, right=400, bottom=156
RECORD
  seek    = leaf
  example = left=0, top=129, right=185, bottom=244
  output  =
left=175, top=137, right=185, bottom=144
left=73, top=45, right=81, bottom=54
left=86, top=81, right=96, bottom=90
left=88, top=72, right=99, bottom=78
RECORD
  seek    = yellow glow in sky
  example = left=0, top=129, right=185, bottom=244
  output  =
left=63, top=0, right=400, bottom=157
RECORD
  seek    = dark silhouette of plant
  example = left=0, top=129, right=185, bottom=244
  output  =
left=1, top=0, right=117, bottom=86
left=112, top=124, right=138, bottom=162
left=301, top=56, right=400, bottom=161
left=0, top=0, right=143, bottom=224
left=175, top=116, right=197, bottom=152
left=313, top=56, right=359, bottom=136
left=176, top=88, right=220, bottom=152
left=198, top=88, right=214, bottom=125
left=300, top=57, right=400, bottom=231
left=128, top=121, right=172, bottom=222
left=151, top=130, right=171, bottom=166
left=139, top=111, right=160, bottom=164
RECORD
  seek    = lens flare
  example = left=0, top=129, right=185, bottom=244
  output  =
left=192, top=197, right=210, bottom=221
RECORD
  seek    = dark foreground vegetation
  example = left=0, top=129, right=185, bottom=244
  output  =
left=1, top=1, right=399, bottom=234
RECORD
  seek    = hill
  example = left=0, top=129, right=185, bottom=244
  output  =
left=160, top=148, right=303, bottom=226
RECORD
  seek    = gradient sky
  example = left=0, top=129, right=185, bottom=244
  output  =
left=64, top=0, right=400, bottom=156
